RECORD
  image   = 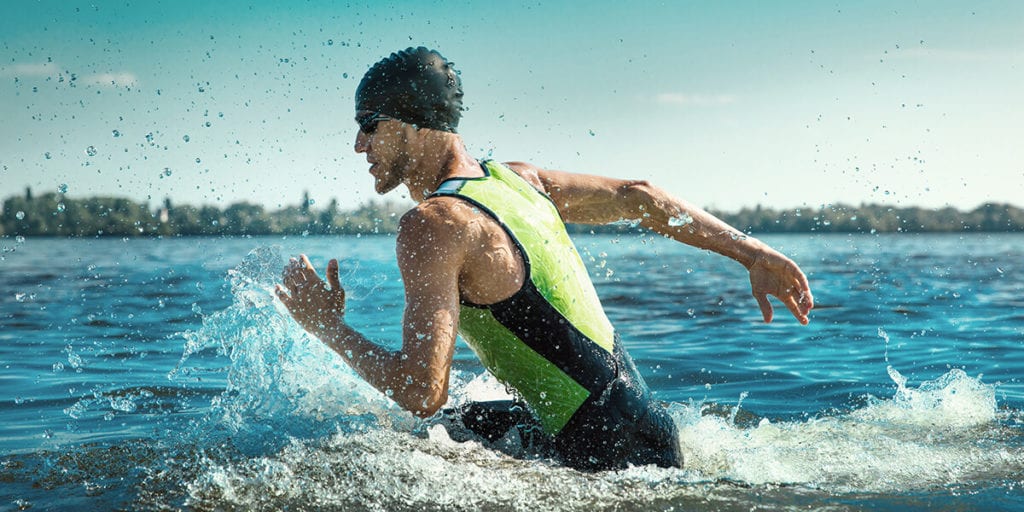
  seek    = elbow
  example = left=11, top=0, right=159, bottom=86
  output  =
left=621, top=180, right=657, bottom=206
left=620, top=180, right=663, bottom=217
left=394, top=386, right=448, bottom=418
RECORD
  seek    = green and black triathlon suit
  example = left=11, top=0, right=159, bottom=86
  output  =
left=430, top=160, right=681, bottom=471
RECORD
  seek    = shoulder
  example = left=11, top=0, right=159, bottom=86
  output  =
left=502, top=161, right=547, bottom=194
left=396, top=197, right=477, bottom=265
left=398, top=196, right=477, bottom=233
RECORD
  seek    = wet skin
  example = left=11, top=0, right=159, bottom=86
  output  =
left=276, top=118, right=814, bottom=418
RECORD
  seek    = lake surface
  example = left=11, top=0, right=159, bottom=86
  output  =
left=1, top=233, right=1023, bottom=511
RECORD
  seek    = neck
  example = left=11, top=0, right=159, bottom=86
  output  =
left=405, top=130, right=481, bottom=202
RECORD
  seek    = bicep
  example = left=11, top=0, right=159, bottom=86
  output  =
left=395, top=210, right=462, bottom=384
left=536, top=167, right=651, bottom=225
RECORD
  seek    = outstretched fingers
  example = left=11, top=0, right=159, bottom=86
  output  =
left=275, top=283, right=292, bottom=306
left=282, top=257, right=304, bottom=290
left=750, top=259, right=814, bottom=324
left=781, top=292, right=809, bottom=325
left=299, top=254, right=320, bottom=280
left=327, top=259, right=341, bottom=291
left=755, top=293, right=774, bottom=323
left=781, top=271, right=813, bottom=324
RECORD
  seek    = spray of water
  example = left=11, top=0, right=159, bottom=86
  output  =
left=170, top=246, right=1022, bottom=510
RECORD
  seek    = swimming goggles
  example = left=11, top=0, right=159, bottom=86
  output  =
left=356, top=112, right=393, bottom=135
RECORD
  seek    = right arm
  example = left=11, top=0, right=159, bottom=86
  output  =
left=275, top=203, right=464, bottom=417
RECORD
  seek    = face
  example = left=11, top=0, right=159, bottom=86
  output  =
left=354, top=111, right=410, bottom=195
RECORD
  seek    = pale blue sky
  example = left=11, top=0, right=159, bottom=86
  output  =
left=2, top=1, right=1021, bottom=212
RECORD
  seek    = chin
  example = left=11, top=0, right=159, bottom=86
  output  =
left=375, top=180, right=400, bottom=195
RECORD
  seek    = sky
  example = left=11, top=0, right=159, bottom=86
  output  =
left=1, top=0, right=1022, bottom=213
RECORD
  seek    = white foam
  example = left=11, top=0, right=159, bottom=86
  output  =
left=673, top=368, right=1012, bottom=493
left=178, top=248, right=1024, bottom=508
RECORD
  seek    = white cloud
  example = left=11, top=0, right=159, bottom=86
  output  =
left=1, top=62, right=138, bottom=87
left=654, top=92, right=737, bottom=107
left=0, top=62, right=59, bottom=77
left=81, top=72, right=138, bottom=88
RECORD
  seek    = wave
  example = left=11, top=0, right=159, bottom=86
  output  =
left=168, top=246, right=1024, bottom=510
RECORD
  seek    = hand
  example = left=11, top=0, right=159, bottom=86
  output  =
left=748, top=251, right=814, bottom=325
left=275, top=254, right=346, bottom=335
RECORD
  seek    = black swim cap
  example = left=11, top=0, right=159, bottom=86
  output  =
left=355, top=47, right=463, bottom=133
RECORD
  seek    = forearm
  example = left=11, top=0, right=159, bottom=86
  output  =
left=276, top=254, right=455, bottom=415
left=629, top=182, right=769, bottom=269
left=309, top=319, right=436, bottom=413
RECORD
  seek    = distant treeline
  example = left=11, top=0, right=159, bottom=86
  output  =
left=0, top=189, right=406, bottom=237
left=706, top=203, right=1024, bottom=234
left=2, top=188, right=1023, bottom=238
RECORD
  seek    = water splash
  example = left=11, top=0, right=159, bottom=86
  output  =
left=674, top=368, right=1010, bottom=493
left=878, top=326, right=891, bottom=362
left=162, top=248, right=1023, bottom=508
left=171, top=246, right=415, bottom=454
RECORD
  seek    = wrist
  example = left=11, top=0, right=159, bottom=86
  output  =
left=729, top=236, right=767, bottom=270
left=309, top=314, right=346, bottom=339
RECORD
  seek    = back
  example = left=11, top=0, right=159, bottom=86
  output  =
left=431, top=160, right=617, bottom=434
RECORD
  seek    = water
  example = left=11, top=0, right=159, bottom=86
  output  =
left=1, top=233, right=1022, bottom=511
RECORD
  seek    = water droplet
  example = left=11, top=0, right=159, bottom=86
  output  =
left=112, top=129, right=121, bottom=137
left=204, top=121, right=211, bottom=128
left=56, top=202, right=66, bottom=213
left=195, top=158, right=201, bottom=164
left=668, top=213, right=693, bottom=227
left=183, top=134, right=190, bottom=143
left=53, top=362, right=65, bottom=372
left=44, top=151, right=52, bottom=160
left=86, top=145, right=98, bottom=157
left=67, top=351, right=82, bottom=369
left=15, top=292, right=27, bottom=302
left=15, top=236, right=25, bottom=243
left=163, top=168, right=172, bottom=177
left=588, top=129, right=596, bottom=136
left=58, top=183, right=68, bottom=194
left=15, top=211, right=25, bottom=220
left=14, top=396, right=24, bottom=405
left=145, top=132, right=154, bottom=144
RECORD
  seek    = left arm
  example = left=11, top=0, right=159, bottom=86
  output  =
left=506, top=161, right=814, bottom=325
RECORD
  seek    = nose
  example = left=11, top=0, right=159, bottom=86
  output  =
left=354, top=130, right=369, bottom=153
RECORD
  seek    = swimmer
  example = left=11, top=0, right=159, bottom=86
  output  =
left=276, top=47, right=814, bottom=471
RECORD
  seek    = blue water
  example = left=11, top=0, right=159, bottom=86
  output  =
left=1, top=233, right=1023, bottom=511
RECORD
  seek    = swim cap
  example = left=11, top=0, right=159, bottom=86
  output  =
left=355, top=47, right=463, bottom=133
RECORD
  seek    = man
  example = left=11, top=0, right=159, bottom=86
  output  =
left=276, top=47, right=813, bottom=471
